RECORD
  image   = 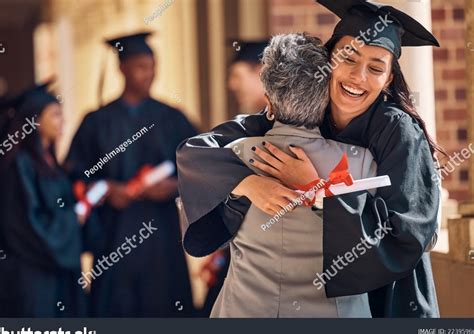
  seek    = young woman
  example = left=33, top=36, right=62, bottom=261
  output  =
left=177, top=0, right=443, bottom=318
left=0, top=83, right=87, bottom=317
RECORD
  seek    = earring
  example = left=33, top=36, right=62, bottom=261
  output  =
left=266, top=110, right=275, bottom=121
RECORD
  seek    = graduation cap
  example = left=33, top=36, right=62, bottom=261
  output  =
left=0, top=81, right=57, bottom=119
left=98, top=32, right=155, bottom=106
left=105, top=32, right=154, bottom=62
left=229, top=39, right=270, bottom=65
left=316, top=0, right=440, bottom=58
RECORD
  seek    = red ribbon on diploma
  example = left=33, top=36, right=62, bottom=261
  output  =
left=73, top=181, right=93, bottom=217
left=293, top=153, right=354, bottom=206
left=126, top=164, right=154, bottom=198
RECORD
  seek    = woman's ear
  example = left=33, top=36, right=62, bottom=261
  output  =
left=384, top=73, right=394, bottom=91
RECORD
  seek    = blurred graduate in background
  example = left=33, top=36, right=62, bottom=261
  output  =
left=64, top=32, right=196, bottom=317
left=228, top=40, right=269, bottom=114
left=0, top=83, right=87, bottom=317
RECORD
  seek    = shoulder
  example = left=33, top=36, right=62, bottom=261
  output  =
left=148, top=98, right=191, bottom=122
left=368, top=102, right=430, bottom=163
left=15, top=150, right=36, bottom=178
left=371, top=102, right=424, bottom=142
left=83, top=99, right=122, bottom=121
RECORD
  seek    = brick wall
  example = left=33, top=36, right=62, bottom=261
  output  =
left=268, top=0, right=469, bottom=201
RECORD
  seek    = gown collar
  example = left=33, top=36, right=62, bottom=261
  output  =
left=320, top=94, right=384, bottom=145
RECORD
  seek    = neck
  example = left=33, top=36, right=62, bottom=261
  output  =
left=122, top=87, right=149, bottom=106
left=41, top=136, right=51, bottom=150
left=330, top=102, right=353, bottom=131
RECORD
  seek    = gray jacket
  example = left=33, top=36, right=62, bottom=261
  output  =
left=211, top=121, right=377, bottom=318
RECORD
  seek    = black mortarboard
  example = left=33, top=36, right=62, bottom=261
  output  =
left=230, top=40, right=270, bottom=65
left=316, top=0, right=440, bottom=59
left=0, top=81, right=57, bottom=118
left=105, top=32, right=154, bottom=62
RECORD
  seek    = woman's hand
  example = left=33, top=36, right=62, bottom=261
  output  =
left=250, top=141, right=319, bottom=188
left=232, top=174, right=302, bottom=216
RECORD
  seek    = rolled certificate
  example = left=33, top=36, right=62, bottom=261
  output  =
left=314, top=175, right=391, bottom=209
left=327, top=175, right=391, bottom=196
left=142, top=161, right=175, bottom=187
left=126, top=161, right=176, bottom=197
left=75, top=181, right=109, bottom=216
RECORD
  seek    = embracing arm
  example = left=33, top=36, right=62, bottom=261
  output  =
left=177, top=110, right=273, bottom=256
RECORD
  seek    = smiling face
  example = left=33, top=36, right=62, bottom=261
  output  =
left=329, top=36, right=394, bottom=124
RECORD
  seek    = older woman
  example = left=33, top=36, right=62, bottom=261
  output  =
left=210, top=33, right=377, bottom=318
left=177, top=0, right=442, bottom=317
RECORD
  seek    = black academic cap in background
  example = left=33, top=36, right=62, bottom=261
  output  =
left=0, top=80, right=57, bottom=140
left=228, top=39, right=270, bottom=65
left=105, top=32, right=154, bottom=62
left=316, top=0, right=439, bottom=58
left=0, top=81, right=57, bottom=118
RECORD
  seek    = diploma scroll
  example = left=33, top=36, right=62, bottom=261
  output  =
left=126, top=160, right=176, bottom=197
left=74, top=180, right=110, bottom=216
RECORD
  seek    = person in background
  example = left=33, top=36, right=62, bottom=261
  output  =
left=228, top=40, right=269, bottom=114
left=195, top=39, right=270, bottom=316
left=0, top=83, right=87, bottom=317
left=64, top=32, right=196, bottom=317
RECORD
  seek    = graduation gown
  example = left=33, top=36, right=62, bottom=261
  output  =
left=64, top=97, right=196, bottom=317
left=176, top=96, right=440, bottom=318
left=0, top=151, right=86, bottom=317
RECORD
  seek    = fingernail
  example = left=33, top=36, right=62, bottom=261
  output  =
left=262, top=141, right=266, bottom=146
left=251, top=146, right=256, bottom=151
left=249, top=159, right=254, bottom=164
left=289, top=144, right=295, bottom=148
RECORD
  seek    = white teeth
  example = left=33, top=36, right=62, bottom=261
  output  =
left=341, top=84, right=365, bottom=96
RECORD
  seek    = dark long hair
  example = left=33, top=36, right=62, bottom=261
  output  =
left=0, top=98, right=60, bottom=176
left=386, top=59, right=447, bottom=161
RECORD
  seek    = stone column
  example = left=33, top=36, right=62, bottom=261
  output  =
left=382, top=0, right=437, bottom=139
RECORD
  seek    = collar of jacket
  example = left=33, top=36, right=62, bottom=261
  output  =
left=265, top=121, right=324, bottom=139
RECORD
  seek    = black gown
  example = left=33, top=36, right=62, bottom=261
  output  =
left=176, top=95, right=440, bottom=318
left=64, top=97, right=196, bottom=317
left=0, top=151, right=87, bottom=317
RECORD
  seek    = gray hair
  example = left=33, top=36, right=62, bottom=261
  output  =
left=260, top=33, right=330, bottom=129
